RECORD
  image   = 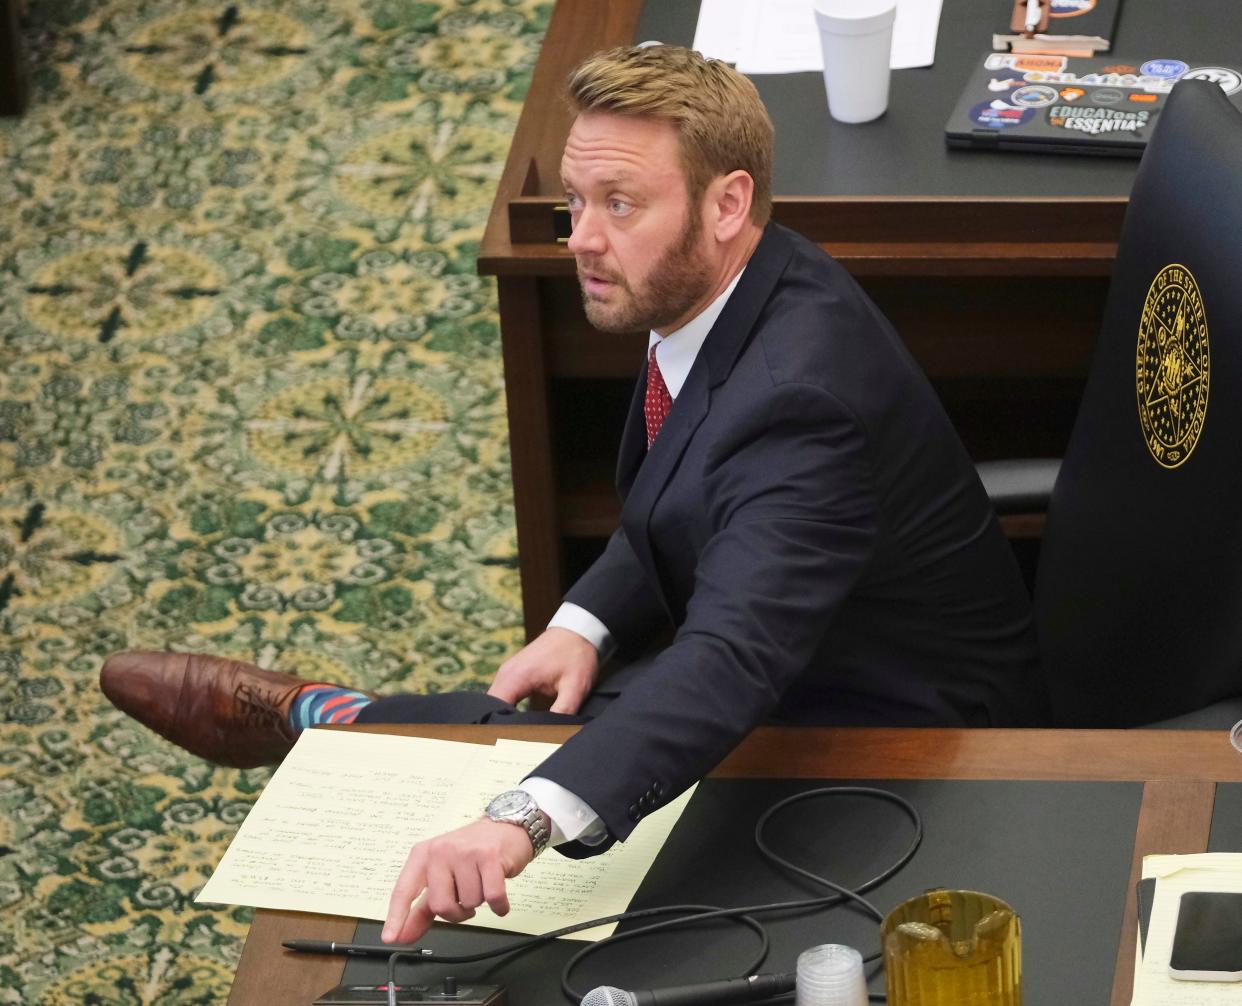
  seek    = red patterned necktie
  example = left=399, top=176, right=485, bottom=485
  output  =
left=644, top=342, right=673, bottom=449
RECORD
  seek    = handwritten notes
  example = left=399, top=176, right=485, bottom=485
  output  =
left=195, top=730, right=694, bottom=940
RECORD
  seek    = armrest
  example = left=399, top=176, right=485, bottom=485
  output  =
left=975, top=458, right=1061, bottom=516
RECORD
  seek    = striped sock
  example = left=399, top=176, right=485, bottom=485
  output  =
left=289, top=684, right=374, bottom=733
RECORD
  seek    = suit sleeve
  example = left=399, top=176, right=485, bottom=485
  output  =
left=537, top=382, right=878, bottom=850
left=563, top=523, right=672, bottom=656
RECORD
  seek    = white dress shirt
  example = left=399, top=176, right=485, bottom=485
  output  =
left=523, top=269, right=745, bottom=846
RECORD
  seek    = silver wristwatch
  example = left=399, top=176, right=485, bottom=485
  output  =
left=484, top=790, right=551, bottom=857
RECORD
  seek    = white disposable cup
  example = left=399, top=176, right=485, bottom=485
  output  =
left=812, top=0, right=898, bottom=124
left=796, top=944, right=868, bottom=1006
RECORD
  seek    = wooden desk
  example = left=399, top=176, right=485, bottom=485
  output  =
left=226, top=725, right=1242, bottom=1006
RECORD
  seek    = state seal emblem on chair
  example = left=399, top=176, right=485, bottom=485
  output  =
left=1136, top=263, right=1210, bottom=468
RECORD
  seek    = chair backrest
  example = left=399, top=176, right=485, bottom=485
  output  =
left=1036, top=80, right=1242, bottom=727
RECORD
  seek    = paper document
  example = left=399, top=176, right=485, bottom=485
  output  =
left=196, top=729, right=695, bottom=941
left=737, top=0, right=824, bottom=74
left=693, top=0, right=942, bottom=73
left=889, top=0, right=944, bottom=70
left=1131, top=853, right=1242, bottom=1005
left=691, top=0, right=748, bottom=65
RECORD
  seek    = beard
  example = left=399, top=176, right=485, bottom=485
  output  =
left=576, top=211, right=714, bottom=335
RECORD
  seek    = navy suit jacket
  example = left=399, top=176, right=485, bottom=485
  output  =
left=536, top=224, right=1045, bottom=848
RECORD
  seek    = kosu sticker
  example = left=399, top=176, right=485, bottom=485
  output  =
left=1140, top=59, right=1189, bottom=79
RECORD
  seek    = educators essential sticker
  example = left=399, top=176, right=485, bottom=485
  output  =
left=1047, top=103, right=1153, bottom=136
left=1136, top=264, right=1209, bottom=469
left=969, top=100, right=1035, bottom=129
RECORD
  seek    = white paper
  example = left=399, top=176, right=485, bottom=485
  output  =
left=691, top=0, right=749, bottom=64
left=737, top=0, right=823, bottom=74
left=695, top=0, right=942, bottom=73
left=890, top=0, right=944, bottom=70
left=196, top=730, right=695, bottom=941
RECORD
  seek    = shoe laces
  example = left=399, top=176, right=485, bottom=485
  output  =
left=232, top=681, right=296, bottom=740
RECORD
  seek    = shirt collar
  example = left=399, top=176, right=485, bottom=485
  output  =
left=647, top=268, right=745, bottom=399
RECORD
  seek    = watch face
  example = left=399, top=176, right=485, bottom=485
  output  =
left=489, top=791, right=529, bottom=816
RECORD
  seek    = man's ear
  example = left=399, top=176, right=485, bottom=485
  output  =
left=707, top=170, right=755, bottom=242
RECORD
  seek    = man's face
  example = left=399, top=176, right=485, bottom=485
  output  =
left=561, top=112, right=714, bottom=335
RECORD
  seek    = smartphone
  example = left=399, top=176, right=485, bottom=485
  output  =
left=1168, top=891, right=1242, bottom=981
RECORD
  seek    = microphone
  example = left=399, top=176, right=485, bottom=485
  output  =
left=580, top=972, right=795, bottom=1006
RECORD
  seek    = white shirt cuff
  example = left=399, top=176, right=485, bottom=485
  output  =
left=519, top=777, right=608, bottom=847
left=548, top=602, right=615, bottom=661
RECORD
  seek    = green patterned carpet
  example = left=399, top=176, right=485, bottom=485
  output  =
left=0, top=1, right=547, bottom=1000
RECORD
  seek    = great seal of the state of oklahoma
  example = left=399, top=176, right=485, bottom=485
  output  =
left=1136, top=263, right=1209, bottom=469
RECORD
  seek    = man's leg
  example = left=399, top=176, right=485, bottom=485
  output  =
left=99, top=651, right=596, bottom=770
left=353, top=692, right=591, bottom=726
left=290, top=683, right=376, bottom=729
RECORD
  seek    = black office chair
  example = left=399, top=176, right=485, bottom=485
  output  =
left=1029, top=80, right=1242, bottom=728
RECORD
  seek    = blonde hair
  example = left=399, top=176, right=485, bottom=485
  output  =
left=566, top=45, right=774, bottom=226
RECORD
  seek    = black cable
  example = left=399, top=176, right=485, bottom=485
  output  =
left=558, top=786, right=921, bottom=999
left=384, top=901, right=770, bottom=1003
left=754, top=786, right=926, bottom=948
left=382, top=786, right=922, bottom=1005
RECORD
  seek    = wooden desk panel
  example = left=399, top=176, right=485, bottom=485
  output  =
left=1116, top=780, right=1216, bottom=1006
left=227, top=726, right=1241, bottom=1006
left=228, top=909, right=354, bottom=1006
left=0, top=0, right=29, bottom=117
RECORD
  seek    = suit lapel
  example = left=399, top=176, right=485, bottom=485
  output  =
left=617, top=224, right=797, bottom=599
left=615, top=365, right=648, bottom=497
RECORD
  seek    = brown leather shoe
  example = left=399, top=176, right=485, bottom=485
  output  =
left=100, top=650, right=310, bottom=768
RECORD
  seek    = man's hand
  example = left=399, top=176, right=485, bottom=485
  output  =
left=487, top=627, right=600, bottom=714
left=381, top=818, right=536, bottom=945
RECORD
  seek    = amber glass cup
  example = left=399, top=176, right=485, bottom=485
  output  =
left=882, top=889, right=1022, bottom=1006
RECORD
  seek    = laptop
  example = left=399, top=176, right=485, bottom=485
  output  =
left=945, top=53, right=1242, bottom=156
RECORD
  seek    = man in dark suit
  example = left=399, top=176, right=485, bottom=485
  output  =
left=101, top=45, right=1045, bottom=945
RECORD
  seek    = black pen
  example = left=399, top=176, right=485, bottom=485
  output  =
left=282, top=939, right=433, bottom=958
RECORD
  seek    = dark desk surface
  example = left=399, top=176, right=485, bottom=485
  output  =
left=638, top=0, right=1242, bottom=198
left=336, top=778, right=1144, bottom=1004
left=226, top=726, right=1242, bottom=1006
